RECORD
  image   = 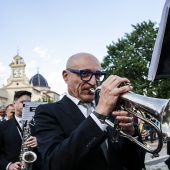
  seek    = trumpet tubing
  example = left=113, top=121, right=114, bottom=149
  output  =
left=92, top=86, right=170, bottom=156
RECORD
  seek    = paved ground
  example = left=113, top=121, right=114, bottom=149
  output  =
left=144, top=139, right=169, bottom=170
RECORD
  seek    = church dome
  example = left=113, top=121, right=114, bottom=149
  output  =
left=29, top=73, right=49, bottom=87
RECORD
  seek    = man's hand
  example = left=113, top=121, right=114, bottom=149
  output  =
left=112, top=110, right=135, bottom=136
left=95, top=75, right=131, bottom=116
left=26, top=136, right=37, bottom=148
left=8, top=162, right=21, bottom=170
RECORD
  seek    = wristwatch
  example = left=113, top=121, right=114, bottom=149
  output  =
left=92, top=111, right=109, bottom=123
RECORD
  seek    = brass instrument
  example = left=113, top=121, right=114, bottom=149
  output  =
left=19, top=120, right=37, bottom=170
left=90, top=87, right=170, bottom=156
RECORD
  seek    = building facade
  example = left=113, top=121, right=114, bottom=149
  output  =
left=0, top=54, right=60, bottom=106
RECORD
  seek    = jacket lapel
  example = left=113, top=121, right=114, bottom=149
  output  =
left=57, top=96, right=109, bottom=164
left=11, top=117, right=23, bottom=142
left=57, top=95, right=86, bottom=125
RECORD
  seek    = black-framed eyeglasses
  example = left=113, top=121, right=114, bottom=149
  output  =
left=67, top=68, right=106, bottom=82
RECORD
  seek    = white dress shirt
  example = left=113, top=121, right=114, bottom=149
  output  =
left=66, top=93, right=108, bottom=131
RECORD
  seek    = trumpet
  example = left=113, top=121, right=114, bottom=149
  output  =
left=90, top=87, right=170, bottom=156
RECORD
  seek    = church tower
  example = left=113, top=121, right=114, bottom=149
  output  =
left=1, top=53, right=60, bottom=104
left=1, top=54, right=33, bottom=104
left=7, top=54, right=29, bottom=85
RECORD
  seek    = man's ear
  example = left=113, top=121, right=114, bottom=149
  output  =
left=62, top=70, right=68, bottom=83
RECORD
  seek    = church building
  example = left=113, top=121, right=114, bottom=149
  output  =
left=0, top=54, right=60, bottom=106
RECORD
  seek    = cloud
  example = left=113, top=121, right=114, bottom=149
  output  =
left=0, top=62, right=9, bottom=86
left=0, top=63, right=6, bottom=74
left=32, top=46, right=51, bottom=60
left=31, top=46, right=67, bottom=94
left=50, top=58, right=61, bottom=65
left=24, top=60, right=38, bottom=80
left=27, top=60, right=37, bottom=69
left=46, top=71, right=66, bottom=95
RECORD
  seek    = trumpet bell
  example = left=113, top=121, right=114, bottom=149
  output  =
left=121, top=92, right=170, bottom=121
left=120, top=92, right=169, bottom=155
left=93, top=86, right=170, bottom=155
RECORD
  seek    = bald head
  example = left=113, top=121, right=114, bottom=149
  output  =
left=63, top=52, right=103, bottom=102
left=66, top=53, right=100, bottom=69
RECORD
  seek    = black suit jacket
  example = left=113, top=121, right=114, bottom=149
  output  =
left=35, top=96, right=144, bottom=170
left=0, top=119, right=6, bottom=124
left=0, top=117, right=42, bottom=170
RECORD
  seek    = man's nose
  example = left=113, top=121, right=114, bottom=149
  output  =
left=88, top=75, right=97, bottom=85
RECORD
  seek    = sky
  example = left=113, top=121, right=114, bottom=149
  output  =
left=0, top=0, right=167, bottom=95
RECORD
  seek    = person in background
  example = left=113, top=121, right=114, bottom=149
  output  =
left=0, top=104, right=14, bottom=122
left=0, top=106, right=6, bottom=121
left=0, top=90, right=42, bottom=170
left=35, top=52, right=145, bottom=170
left=144, top=113, right=154, bottom=143
left=5, top=104, right=15, bottom=120
left=150, top=117, right=156, bottom=141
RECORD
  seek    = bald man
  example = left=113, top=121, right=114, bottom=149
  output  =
left=35, top=52, right=144, bottom=170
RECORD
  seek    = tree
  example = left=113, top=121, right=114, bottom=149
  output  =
left=37, top=95, right=53, bottom=103
left=101, top=20, right=170, bottom=99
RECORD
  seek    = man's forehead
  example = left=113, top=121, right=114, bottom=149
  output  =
left=16, top=95, right=31, bottom=100
left=18, top=99, right=31, bottom=102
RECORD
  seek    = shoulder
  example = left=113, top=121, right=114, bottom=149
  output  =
left=0, top=118, right=15, bottom=134
left=35, top=102, right=60, bottom=119
left=0, top=120, right=5, bottom=124
left=0, top=118, right=13, bottom=127
left=36, top=96, right=72, bottom=110
left=36, top=102, right=58, bottom=111
left=35, top=96, right=75, bottom=119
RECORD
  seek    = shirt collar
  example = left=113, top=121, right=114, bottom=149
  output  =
left=66, top=92, right=95, bottom=107
left=66, top=93, right=80, bottom=105
left=15, top=115, right=22, bottom=123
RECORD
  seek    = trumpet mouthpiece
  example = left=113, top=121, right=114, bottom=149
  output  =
left=89, top=88, right=95, bottom=94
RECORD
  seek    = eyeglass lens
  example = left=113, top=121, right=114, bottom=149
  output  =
left=80, top=71, right=105, bottom=82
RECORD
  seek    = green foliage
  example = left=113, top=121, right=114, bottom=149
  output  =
left=101, top=20, right=170, bottom=99
left=37, top=95, right=53, bottom=103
